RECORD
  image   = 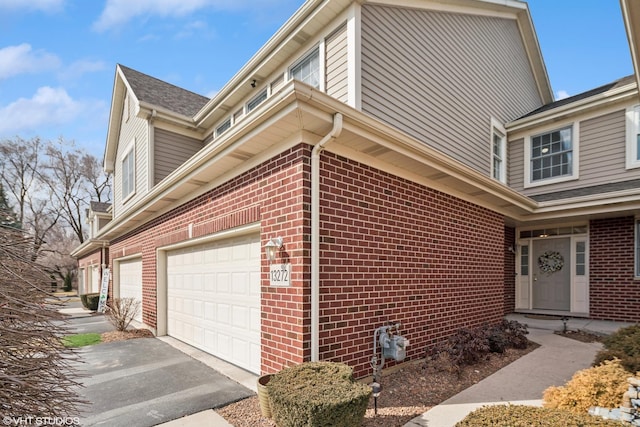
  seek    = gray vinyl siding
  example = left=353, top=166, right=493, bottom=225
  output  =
left=113, top=91, right=148, bottom=219
left=154, top=128, right=203, bottom=184
left=511, top=109, right=640, bottom=197
left=325, top=23, right=348, bottom=103
left=508, top=138, right=525, bottom=190
left=360, top=4, right=543, bottom=176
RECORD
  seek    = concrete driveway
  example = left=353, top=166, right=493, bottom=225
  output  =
left=62, top=301, right=254, bottom=426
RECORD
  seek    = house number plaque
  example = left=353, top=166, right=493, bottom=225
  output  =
left=269, top=263, right=291, bottom=287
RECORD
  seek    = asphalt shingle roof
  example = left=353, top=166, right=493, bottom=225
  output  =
left=530, top=179, right=640, bottom=202
left=119, top=64, right=210, bottom=118
left=89, top=201, right=111, bottom=213
left=519, top=74, right=636, bottom=119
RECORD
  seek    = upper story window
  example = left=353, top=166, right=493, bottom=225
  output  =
left=626, top=105, right=640, bottom=169
left=525, top=124, right=578, bottom=187
left=121, top=142, right=135, bottom=201
left=246, top=89, right=268, bottom=112
left=289, top=47, right=320, bottom=88
left=215, top=117, right=231, bottom=137
left=491, top=119, right=506, bottom=183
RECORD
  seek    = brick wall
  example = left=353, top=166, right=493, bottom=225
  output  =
left=318, top=152, right=506, bottom=378
left=504, top=226, right=516, bottom=315
left=109, top=144, right=311, bottom=375
left=78, top=250, right=102, bottom=269
left=590, top=216, right=640, bottom=321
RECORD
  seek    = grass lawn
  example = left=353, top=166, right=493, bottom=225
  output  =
left=63, top=333, right=102, bottom=348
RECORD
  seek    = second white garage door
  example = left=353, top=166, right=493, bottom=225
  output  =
left=118, top=258, right=143, bottom=322
left=167, top=234, right=261, bottom=374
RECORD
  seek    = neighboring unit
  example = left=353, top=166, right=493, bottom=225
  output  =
left=72, top=0, right=640, bottom=377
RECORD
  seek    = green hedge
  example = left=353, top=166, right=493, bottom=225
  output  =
left=268, top=362, right=371, bottom=427
left=456, top=405, right=626, bottom=426
left=80, top=293, right=100, bottom=311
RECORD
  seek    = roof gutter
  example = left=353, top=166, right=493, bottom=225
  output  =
left=311, top=112, right=343, bottom=362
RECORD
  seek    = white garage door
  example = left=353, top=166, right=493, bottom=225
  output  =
left=167, top=234, right=261, bottom=374
left=118, top=258, right=143, bottom=322
left=90, top=267, right=100, bottom=293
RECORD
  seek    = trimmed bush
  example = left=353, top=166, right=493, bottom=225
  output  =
left=80, top=293, right=100, bottom=311
left=267, top=361, right=371, bottom=427
left=594, top=324, right=640, bottom=373
left=543, top=359, right=629, bottom=414
left=456, top=404, right=626, bottom=426
left=427, top=320, right=529, bottom=375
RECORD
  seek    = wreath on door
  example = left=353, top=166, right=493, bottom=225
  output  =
left=538, top=251, right=564, bottom=274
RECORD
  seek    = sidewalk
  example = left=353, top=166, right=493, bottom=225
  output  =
left=404, top=314, right=634, bottom=427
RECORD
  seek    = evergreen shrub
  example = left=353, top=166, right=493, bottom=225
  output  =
left=267, top=361, right=371, bottom=427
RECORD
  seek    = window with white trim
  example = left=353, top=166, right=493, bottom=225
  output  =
left=121, top=143, right=135, bottom=201
left=530, top=125, right=573, bottom=182
left=626, top=105, right=640, bottom=169
left=246, top=88, right=267, bottom=112
left=491, top=120, right=506, bottom=183
left=215, top=117, right=231, bottom=137
left=289, top=48, right=320, bottom=88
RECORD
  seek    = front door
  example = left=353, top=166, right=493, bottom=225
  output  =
left=532, top=237, right=570, bottom=310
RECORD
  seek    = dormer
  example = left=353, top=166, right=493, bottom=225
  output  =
left=86, top=201, right=112, bottom=239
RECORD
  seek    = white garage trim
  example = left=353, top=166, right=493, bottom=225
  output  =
left=157, top=223, right=261, bottom=372
left=114, top=255, right=143, bottom=323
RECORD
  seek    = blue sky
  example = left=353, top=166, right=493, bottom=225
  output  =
left=0, top=0, right=633, bottom=156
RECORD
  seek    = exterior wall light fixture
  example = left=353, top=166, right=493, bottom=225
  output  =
left=264, top=237, right=283, bottom=263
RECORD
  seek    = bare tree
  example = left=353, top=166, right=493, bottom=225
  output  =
left=0, top=137, right=42, bottom=228
left=0, top=225, right=84, bottom=417
left=81, top=150, right=111, bottom=205
left=43, top=138, right=112, bottom=244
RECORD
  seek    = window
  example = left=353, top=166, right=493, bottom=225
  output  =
left=520, top=245, right=529, bottom=276
left=575, top=241, right=586, bottom=276
left=289, top=48, right=320, bottom=88
left=529, top=125, right=574, bottom=183
left=246, top=89, right=267, bottom=112
left=215, top=118, right=231, bottom=137
left=626, top=105, right=640, bottom=169
left=121, top=144, right=135, bottom=200
left=491, top=119, right=506, bottom=183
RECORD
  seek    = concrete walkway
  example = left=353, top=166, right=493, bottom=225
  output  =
left=404, top=314, right=634, bottom=427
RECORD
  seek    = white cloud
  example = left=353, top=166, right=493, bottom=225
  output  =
left=0, top=44, right=61, bottom=80
left=0, top=86, right=84, bottom=134
left=0, top=0, right=64, bottom=12
left=556, top=90, right=570, bottom=100
left=93, top=0, right=254, bottom=32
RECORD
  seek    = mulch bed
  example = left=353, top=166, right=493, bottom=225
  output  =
left=554, top=330, right=605, bottom=343
left=101, top=329, right=155, bottom=343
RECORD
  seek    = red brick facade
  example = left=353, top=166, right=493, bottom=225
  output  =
left=109, top=144, right=311, bottom=374
left=504, top=226, right=516, bottom=315
left=317, top=153, right=506, bottom=377
left=104, top=144, right=511, bottom=377
left=589, top=216, right=640, bottom=321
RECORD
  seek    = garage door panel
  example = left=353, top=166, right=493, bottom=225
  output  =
left=119, top=259, right=143, bottom=322
left=167, top=233, right=261, bottom=374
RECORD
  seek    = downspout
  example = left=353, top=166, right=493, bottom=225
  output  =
left=311, top=112, right=343, bottom=361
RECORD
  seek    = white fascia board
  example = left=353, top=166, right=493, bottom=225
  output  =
left=137, top=102, right=199, bottom=131
left=193, top=0, right=331, bottom=125
left=507, top=84, right=639, bottom=134
left=621, top=0, right=640, bottom=95
left=104, top=65, right=145, bottom=173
